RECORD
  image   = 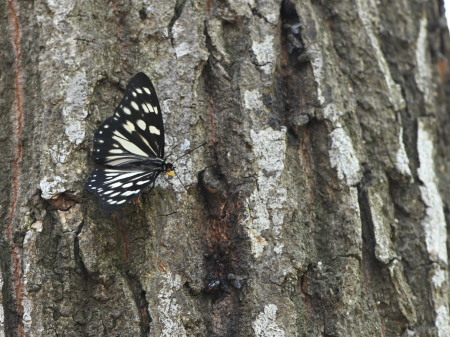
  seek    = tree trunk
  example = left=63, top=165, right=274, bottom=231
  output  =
left=1, top=0, right=449, bottom=336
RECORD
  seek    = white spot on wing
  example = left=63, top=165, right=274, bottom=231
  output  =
left=112, top=130, right=148, bottom=157
left=122, top=182, right=133, bottom=188
left=149, top=126, right=161, bottom=135
left=144, top=103, right=155, bottom=113
left=104, top=170, right=119, bottom=174
left=138, top=134, right=157, bottom=156
left=121, top=190, right=139, bottom=196
left=131, top=101, right=139, bottom=111
left=105, top=157, right=135, bottom=166
left=123, top=120, right=136, bottom=133
left=136, top=180, right=150, bottom=185
left=105, top=171, right=145, bottom=183
left=109, top=182, right=123, bottom=188
left=136, top=88, right=143, bottom=94
left=137, top=119, right=146, bottom=130
left=122, top=107, right=132, bottom=115
left=143, top=87, right=151, bottom=95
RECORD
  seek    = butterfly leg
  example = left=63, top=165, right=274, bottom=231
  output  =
left=141, top=180, right=156, bottom=198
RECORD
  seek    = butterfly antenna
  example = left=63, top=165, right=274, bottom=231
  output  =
left=174, top=171, right=190, bottom=194
left=172, top=142, right=207, bottom=164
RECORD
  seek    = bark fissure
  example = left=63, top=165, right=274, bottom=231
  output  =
left=168, top=0, right=188, bottom=48
left=108, top=0, right=129, bottom=71
left=125, top=274, right=152, bottom=337
left=278, top=0, right=316, bottom=134
left=194, top=27, right=255, bottom=332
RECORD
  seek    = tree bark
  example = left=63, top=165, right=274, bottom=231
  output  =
left=1, top=0, right=449, bottom=336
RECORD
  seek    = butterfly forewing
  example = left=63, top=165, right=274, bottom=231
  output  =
left=93, top=73, right=165, bottom=167
left=85, top=168, right=160, bottom=211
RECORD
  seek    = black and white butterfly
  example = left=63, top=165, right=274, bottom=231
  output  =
left=85, top=73, right=174, bottom=211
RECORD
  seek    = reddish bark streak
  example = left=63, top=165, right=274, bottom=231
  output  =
left=205, top=0, right=212, bottom=15
left=7, top=0, right=24, bottom=335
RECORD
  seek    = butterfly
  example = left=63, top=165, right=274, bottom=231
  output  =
left=85, top=73, right=174, bottom=211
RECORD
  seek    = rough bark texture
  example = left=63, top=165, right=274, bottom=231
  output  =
left=1, top=0, right=449, bottom=336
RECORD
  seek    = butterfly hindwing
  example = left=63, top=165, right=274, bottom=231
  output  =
left=85, top=168, right=160, bottom=211
left=92, top=73, right=165, bottom=167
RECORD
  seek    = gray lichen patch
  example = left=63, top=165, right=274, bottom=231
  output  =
left=62, top=71, right=88, bottom=145
left=39, top=175, right=68, bottom=200
left=243, top=127, right=287, bottom=257
left=329, top=128, right=361, bottom=186
left=253, top=304, right=285, bottom=337
left=417, top=120, right=448, bottom=265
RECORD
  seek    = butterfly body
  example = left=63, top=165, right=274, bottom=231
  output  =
left=85, top=73, right=174, bottom=211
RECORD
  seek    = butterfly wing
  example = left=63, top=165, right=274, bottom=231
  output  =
left=86, top=73, right=168, bottom=210
left=85, top=168, right=160, bottom=211
left=92, top=72, right=165, bottom=167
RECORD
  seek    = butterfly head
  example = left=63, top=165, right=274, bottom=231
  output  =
left=164, top=162, right=175, bottom=176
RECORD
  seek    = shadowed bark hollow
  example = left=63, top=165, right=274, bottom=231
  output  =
left=1, top=0, right=449, bottom=336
